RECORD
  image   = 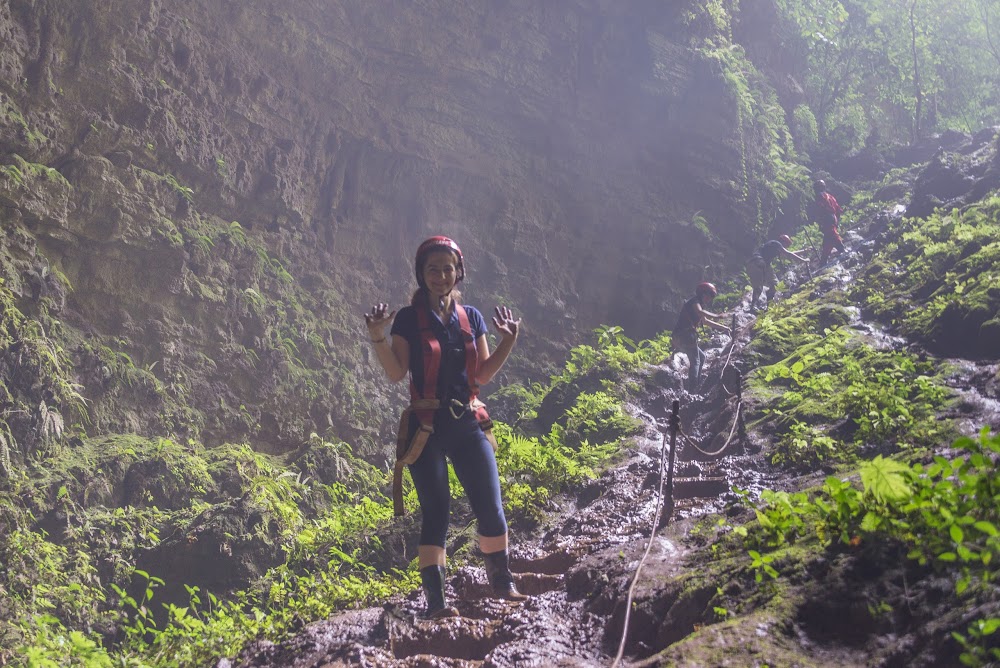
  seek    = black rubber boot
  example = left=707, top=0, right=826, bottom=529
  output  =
left=483, top=550, right=528, bottom=601
left=420, top=565, right=458, bottom=619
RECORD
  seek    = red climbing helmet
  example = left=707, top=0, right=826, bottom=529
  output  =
left=415, top=236, right=465, bottom=288
left=778, top=234, right=792, bottom=248
left=696, top=282, right=718, bottom=299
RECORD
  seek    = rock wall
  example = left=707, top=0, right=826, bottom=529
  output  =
left=0, top=0, right=785, bottom=451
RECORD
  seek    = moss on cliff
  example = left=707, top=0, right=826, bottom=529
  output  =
left=853, top=194, right=1000, bottom=358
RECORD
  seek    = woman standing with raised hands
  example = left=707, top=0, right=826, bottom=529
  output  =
left=365, top=235, right=527, bottom=618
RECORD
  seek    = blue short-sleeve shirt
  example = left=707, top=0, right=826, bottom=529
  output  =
left=391, top=303, right=489, bottom=402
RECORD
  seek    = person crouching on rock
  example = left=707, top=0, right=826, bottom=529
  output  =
left=745, top=234, right=810, bottom=312
left=672, top=282, right=731, bottom=392
left=365, top=235, right=528, bottom=619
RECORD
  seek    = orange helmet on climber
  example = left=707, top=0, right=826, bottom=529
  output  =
left=696, top=282, right=718, bottom=299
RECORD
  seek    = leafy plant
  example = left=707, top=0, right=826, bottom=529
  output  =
left=161, top=174, right=194, bottom=203
left=742, top=428, right=1000, bottom=615
left=755, top=324, right=953, bottom=465
left=748, top=549, right=779, bottom=582
left=851, top=197, right=1000, bottom=358
left=593, top=325, right=635, bottom=351
left=554, top=391, right=642, bottom=447
left=953, top=617, right=1000, bottom=667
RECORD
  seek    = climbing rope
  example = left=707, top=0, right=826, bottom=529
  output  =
left=719, top=317, right=740, bottom=379
left=677, top=400, right=743, bottom=458
left=718, top=313, right=743, bottom=395
left=611, top=400, right=679, bottom=668
left=611, top=361, right=747, bottom=663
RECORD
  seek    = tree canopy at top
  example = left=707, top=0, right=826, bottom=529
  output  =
left=775, top=0, right=1000, bottom=154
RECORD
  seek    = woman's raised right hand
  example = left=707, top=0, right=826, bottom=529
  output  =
left=364, top=303, right=396, bottom=340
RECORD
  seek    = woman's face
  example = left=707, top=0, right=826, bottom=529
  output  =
left=422, top=250, right=459, bottom=299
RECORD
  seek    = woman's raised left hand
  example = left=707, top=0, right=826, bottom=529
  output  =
left=492, top=306, right=521, bottom=340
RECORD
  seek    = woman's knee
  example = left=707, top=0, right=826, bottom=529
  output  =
left=420, top=517, right=449, bottom=548
left=477, top=513, right=507, bottom=538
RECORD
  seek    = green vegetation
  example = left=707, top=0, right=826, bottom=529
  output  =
left=753, top=325, right=953, bottom=467
left=684, top=1, right=813, bottom=234
left=0, top=155, right=70, bottom=189
left=161, top=173, right=194, bottom=203
left=744, top=250, right=957, bottom=470
left=0, top=98, right=50, bottom=146
left=493, top=420, right=620, bottom=521
left=776, top=0, right=1000, bottom=151
left=1, top=322, right=650, bottom=665
left=556, top=327, right=673, bottom=385
left=740, top=428, right=1000, bottom=666
left=0, top=287, right=88, bottom=469
left=1, top=431, right=402, bottom=666
left=215, top=157, right=229, bottom=180
left=852, top=195, right=1000, bottom=357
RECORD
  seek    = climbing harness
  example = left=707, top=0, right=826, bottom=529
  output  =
left=612, top=400, right=680, bottom=668
left=392, top=303, right=497, bottom=516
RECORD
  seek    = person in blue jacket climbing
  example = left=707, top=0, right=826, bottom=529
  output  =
left=745, top=234, right=810, bottom=312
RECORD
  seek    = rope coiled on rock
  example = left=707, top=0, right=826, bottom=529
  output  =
left=677, top=401, right=743, bottom=458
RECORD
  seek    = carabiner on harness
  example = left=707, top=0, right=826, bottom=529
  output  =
left=448, top=398, right=469, bottom=420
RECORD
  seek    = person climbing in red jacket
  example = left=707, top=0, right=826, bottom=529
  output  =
left=745, top=234, right=810, bottom=312
left=809, top=179, right=847, bottom=264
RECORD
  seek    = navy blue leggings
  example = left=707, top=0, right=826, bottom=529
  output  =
left=407, top=411, right=507, bottom=547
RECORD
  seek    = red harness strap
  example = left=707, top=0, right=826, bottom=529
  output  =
left=412, top=302, right=480, bottom=403
left=454, top=305, right=493, bottom=428
left=412, top=305, right=443, bottom=427
left=455, top=304, right=480, bottom=402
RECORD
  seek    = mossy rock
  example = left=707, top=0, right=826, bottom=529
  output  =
left=872, top=181, right=909, bottom=203
left=134, top=496, right=287, bottom=620
left=980, top=317, right=1000, bottom=358
left=531, top=367, right=609, bottom=434
left=22, top=434, right=215, bottom=513
left=746, top=298, right=854, bottom=366
left=927, top=299, right=999, bottom=359
left=122, top=456, right=199, bottom=508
